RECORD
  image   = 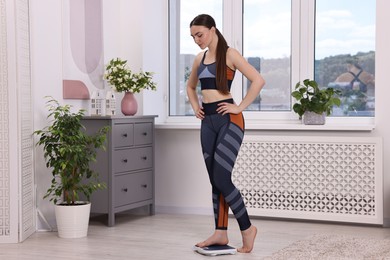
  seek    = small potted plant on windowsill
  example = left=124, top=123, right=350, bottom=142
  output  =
left=34, top=97, right=110, bottom=238
left=291, top=79, right=341, bottom=125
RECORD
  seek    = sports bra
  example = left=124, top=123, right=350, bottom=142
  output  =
left=197, top=51, right=235, bottom=91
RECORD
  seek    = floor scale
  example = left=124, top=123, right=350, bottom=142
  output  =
left=192, top=245, right=237, bottom=256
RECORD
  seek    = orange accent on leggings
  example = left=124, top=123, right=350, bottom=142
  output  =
left=217, top=194, right=229, bottom=228
left=229, top=113, right=244, bottom=130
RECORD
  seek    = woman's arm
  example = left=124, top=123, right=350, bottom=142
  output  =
left=217, top=48, right=265, bottom=115
left=186, top=53, right=204, bottom=119
left=231, top=48, right=265, bottom=111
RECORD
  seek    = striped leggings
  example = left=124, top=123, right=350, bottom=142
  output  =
left=201, top=98, right=251, bottom=231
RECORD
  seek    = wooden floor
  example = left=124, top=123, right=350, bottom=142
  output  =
left=1, top=213, right=389, bottom=260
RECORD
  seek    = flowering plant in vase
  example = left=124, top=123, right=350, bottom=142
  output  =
left=103, top=58, right=157, bottom=116
left=104, top=58, right=157, bottom=93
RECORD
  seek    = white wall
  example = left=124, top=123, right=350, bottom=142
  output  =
left=31, top=0, right=64, bottom=228
left=31, top=0, right=390, bottom=228
left=373, top=0, right=390, bottom=226
left=30, top=0, right=145, bottom=228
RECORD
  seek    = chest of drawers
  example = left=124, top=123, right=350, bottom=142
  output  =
left=81, top=116, right=156, bottom=226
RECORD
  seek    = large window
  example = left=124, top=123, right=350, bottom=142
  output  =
left=169, top=0, right=375, bottom=120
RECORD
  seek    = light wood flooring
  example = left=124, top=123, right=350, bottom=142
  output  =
left=1, top=213, right=389, bottom=260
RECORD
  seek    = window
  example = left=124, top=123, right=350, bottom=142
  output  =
left=169, top=0, right=375, bottom=121
left=243, top=0, right=291, bottom=112
left=169, top=0, right=222, bottom=116
left=314, top=0, right=376, bottom=117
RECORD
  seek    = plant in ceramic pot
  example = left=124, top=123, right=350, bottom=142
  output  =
left=104, top=58, right=157, bottom=116
left=291, top=79, right=341, bottom=125
left=34, top=97, right=110, bottom=238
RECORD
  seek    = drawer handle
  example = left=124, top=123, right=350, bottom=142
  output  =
left=122, top=188, right=128, bottom=192
left=142, top=132, right=148, bottom=136
left=141, top=184, right=147, bottom=188
left=142, top=156, right=147, bottom=160
left=122, top=159, right=128, bottom=163
left=122, top=133, right=128, bottom=138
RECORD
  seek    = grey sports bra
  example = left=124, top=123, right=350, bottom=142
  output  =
left=197, top=51, right=235, bottom=91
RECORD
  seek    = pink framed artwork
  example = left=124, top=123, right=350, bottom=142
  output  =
left=62, top=0, right=104, bottom=99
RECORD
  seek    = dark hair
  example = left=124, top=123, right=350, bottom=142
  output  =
left=190, top=14, right=229, bottom=94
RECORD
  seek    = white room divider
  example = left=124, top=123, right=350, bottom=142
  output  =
left=0, top=0, right=35, bottom=243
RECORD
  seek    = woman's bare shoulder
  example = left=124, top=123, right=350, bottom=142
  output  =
left=227, top=47, right=246, bottom=62
left=196, top=51, right=206, bottom=61
left=227, top=47, right=246, bottom=69
left=227, top=47, right=241, bottom=56
left=191, top=51, right=206, bottom=67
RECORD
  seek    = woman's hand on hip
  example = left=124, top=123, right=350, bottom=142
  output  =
left=217, top=102, right=241, bottom=115
left=195, top=107, right=205, bottom=119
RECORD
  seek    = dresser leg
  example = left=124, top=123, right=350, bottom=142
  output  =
left=149, top=203, right=155, bottom=215
left=108, top=212, right=115, bottom=227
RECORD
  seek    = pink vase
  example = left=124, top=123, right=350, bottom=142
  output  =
left=121, top=92, right=138, bottom=116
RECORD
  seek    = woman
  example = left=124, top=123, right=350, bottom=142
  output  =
left=186, top=14, right=265, bottom=253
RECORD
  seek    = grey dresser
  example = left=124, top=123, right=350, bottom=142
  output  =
left=81, top=115, right=156, bottom=226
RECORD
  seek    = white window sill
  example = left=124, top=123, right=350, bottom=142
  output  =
left=155, top=121, right=375, bottom=131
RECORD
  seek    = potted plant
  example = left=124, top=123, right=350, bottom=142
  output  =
left=34, top=98, right=110, bottom=238
left=291, top=79, right=341, bottom=125
left=104, top=58, right=157, bottom=115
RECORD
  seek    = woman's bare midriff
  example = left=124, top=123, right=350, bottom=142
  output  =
left=201, top=89, right=232, bottom=103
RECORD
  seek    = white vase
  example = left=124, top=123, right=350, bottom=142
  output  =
left=55, top=202, right=91, bottom=238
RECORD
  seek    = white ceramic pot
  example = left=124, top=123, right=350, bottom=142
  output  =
left=303, top=111, right=326, bottom=125
left=55, top=202, right=91, bottom=238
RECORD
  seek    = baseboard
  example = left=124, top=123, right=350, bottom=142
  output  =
left=155, top=206, right=390, bottom=228
left=156, top=205, right=213, bottom=216
left=383, top=218, right=390, bottom=228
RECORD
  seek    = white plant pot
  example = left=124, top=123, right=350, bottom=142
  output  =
left=303, top=111, right=326, bottom=125
left=55, top=201, right=91, bottom=238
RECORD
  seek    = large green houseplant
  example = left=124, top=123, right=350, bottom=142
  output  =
left=34, top=98, right=109, bottom=238
left=291, top=79, right=341, bottom=124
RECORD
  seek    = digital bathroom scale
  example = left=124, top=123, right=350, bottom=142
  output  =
left=192, top=244, right=237, bottom=256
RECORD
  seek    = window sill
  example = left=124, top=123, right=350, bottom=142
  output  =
left=155, top=121, right=375, bottom=131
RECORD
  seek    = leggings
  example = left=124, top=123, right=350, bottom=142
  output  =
left=201, top=98, right=251, bottom=231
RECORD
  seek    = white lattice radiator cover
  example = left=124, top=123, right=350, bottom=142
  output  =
left=232, top=135, right=383, bottom=224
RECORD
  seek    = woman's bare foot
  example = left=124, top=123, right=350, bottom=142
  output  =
left=237, top=225, right=257, bottom=253
left=196, top=230, right=229, bottom=248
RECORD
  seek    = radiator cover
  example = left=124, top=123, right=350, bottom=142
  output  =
left=232, top=135, right=383, bottom=224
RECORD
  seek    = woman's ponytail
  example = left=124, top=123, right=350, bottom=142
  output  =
left=215, top=28, right=229, bottom=94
